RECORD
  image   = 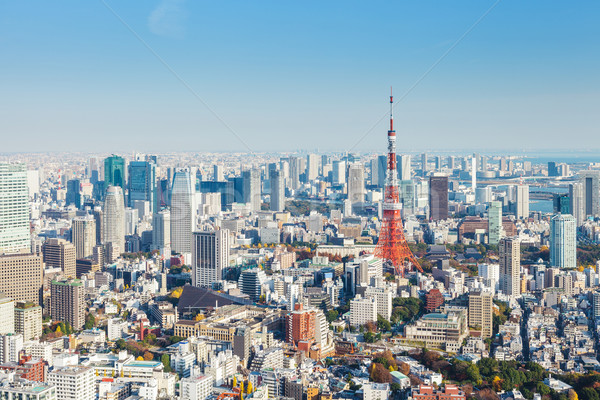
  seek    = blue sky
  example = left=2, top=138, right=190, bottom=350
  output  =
left=0, top=1, right=598, bottom=153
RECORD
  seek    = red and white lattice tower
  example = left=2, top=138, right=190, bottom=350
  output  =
left=374, top=89, right=423, bottom=276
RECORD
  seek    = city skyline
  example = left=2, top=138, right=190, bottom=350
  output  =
left=1, top=1, right=599, bottom=152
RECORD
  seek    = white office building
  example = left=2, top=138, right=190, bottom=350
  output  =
left=192, top=229, right=230, bottom=287
left=171, top=170, right=195, bottom=254
left=550, top=214, right=577, bottom=269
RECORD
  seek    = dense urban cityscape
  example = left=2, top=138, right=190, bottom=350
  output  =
left=2, top=126, right=600, bottom=400
left=2, top=1, right=599, bottom=400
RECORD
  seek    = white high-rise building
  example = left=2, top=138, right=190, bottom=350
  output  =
left=306, top=154, right=320, bottom=181
left=270, top=170, right=285, bottom=212
left=153, top=209, right=171, bottom=251
left=500, top=237, right=520, bottom=299
left=332, top=160, right=346, bottom=185
left=48, top=366, right=95, bottom=400
left=0, top=294, right=15, bottom=335
left=347, top=163, right=365, bottom=209
left=124, top=208, right=138, bottom=236
left=180, top=375, right=214, bottom=400
left=0, top=334, right=23, bottom=364
left=569, top=182, right=585, bottom=226
left=192, top=229, right=230, bottom=287
left=488, top=201, right=503, bottom=245
left=72, top=216, right=96, bottom=259
left=398, top=154, right=412, bottom=181
left=103, top=186, right=125, bottom=256
left=171, top=170, right=195, bottom=254
left=243, top=169, right=261, bottom=212
left=0, top=163, right=30, bottom=254
left=550, top=214, right=577, bottom=269
left=515, top=185, right=529, bottom=220
left=364, top=287, right=393, bottom=320
left=349, top=295, right=377, bottom=327
left=213, top=164, right=224, bottom=182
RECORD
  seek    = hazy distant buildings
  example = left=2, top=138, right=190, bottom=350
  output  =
left=0, top=163, right=30, bottom=254
left=421, top=153, right=428, bottom=174
left=429, top=175, right=448, bottom=221
left=103, top=186, right=125, bottom=257
left=550, top=214, right=576, bottom=269
left=170, top=170, right=194, bottom=254
left=192, top=230, right=230, bottom=287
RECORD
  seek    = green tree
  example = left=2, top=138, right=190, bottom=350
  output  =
left=377, top=315, right=392, bottom=332
left=466, top=363, right=482, bottom=385
left=161, top=354, right=172, bottom=373
left=536, top=382, right=551, bottom=396
left=84, top=313, right=96, bottom=330
left=326, top=310, right=339, bottom=323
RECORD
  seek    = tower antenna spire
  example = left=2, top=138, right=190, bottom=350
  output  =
left=375, top=89, right=422, bottom=277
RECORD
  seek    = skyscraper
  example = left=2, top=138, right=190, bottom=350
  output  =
left=103, top=186, right=125, bottom=256
left=347, top=163, right=365, bottom=209
left=550, top=214, right=576, bottom=269
left=332, top=160, right=346, bottom=185
left=153, top=209, right=171, bottom=252
left=213, top=164, right=224, bottom=181
left=242, top=169, right=261, bottom=212
left=104, top=155, right=125, bottom=191
left=569, top=182, right=585, bottom=226
left=421, top=153, right=428, bottom=175
left=192, top=229, right=230, bottom=287
left=42, top=238, right=76, bottom=278
left=72, top=216, right=96, bottom=259
left=0, top=163, right=30, bottom=254
left=306, top=154, right=320, bottom=181
left=50, top=278, right=85, bottom=330
left=398, top=155, right=411, bottom=181
left=288, top=156, right=301, bottom=190
left=429, top=175, right=448, bottom=221
left=580, top=170, right=600, bottom=218
left=65, top=179, right=81, bottom=208
left=171, top=170, right=195, bottom=254
left=515, top=184, right=529, bottom=220
left=488, top=201, right=503, bottom=245
left=128, top=161, right=157, bottom=213
left=500, top=237, right=520, bottom=299
left=270, top=170, right=285, bottom=212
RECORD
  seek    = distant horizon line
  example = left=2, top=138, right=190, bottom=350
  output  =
left=1, top=149, right=600, bottom=157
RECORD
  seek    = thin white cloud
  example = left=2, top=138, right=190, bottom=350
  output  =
left=148, top=0, right=187, bottom=38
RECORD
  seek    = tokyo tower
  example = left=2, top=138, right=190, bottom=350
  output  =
left=374, top=90, right=423, bottom=277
